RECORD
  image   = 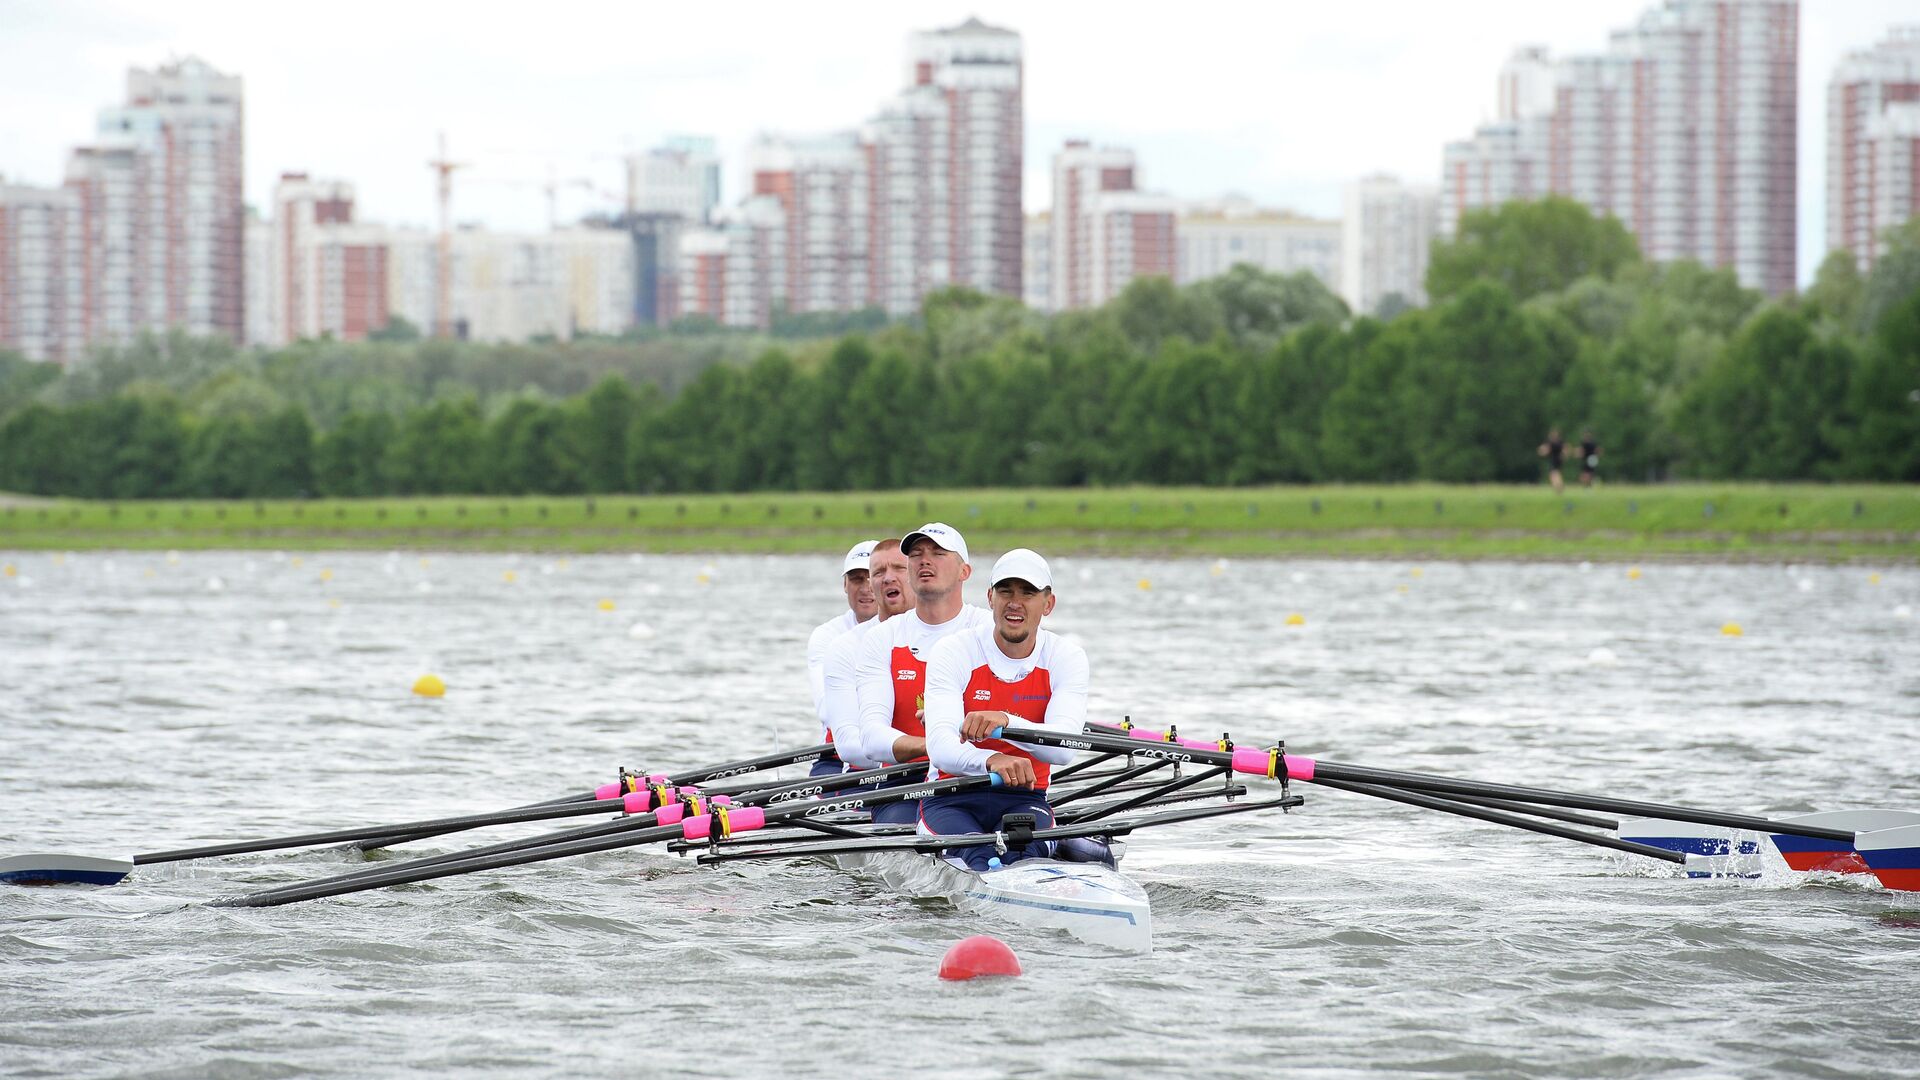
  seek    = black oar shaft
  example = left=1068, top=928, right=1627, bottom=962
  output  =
left=225, top=773, right=987, bottom=908
left=271, top=764, right=929, bottom=893
left=1312, top=778, right=1687, bottom=864
left=133, top=796, right=633, bottom=866
left=1036, top=728, right=1855, bottom=844
left=352, top=743, right=837, bottom=853
left=1436, top=793, right=1618, bottom=831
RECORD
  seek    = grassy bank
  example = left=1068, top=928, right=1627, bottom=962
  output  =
left=1, top=485, right=1916, bottom=562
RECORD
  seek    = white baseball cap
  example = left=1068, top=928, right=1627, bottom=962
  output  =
left=989, top=548, right=1052, bottom=590
left=900, top=522, right=970, bottom=565
left=841, top=539, right=880, bottom=576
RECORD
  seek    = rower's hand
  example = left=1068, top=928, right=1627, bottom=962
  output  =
left=961, top=710, right=1007, bottom=741
left=985, top=753, right=1036, bottom=789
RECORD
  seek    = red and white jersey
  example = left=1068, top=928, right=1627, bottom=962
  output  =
left=851, top=605, right=992, bottom=766
left=924, top=624, right=1088, bottom=788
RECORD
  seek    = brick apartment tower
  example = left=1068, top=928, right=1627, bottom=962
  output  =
left=0, top=182, right=86, bottom=361
left=65, top=57, right=246, bottom=345
left=866, top=17, right=1023, bottom=316
left=1050, top=142, right=1135, bottom=311
left=272, top=174, right=390, bottom=343
left=1828, top=26, right=1920, bottom=271
left=1442, top=1, right=1798, bottom=297
left=750, top=132, right=870, bottom=314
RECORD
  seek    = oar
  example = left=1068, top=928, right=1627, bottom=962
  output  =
left=1009, top=725, right=1857, bottom=845
left=351, top=742, right=838, bottom=852
left=273, top=763, right=929, bottom=894
left=0, top=741, right=841, bottom=888
left=1310, top=778, right=1684, bottom=864
left=221, top=772, right=997, bottom=908
left=694, top=796, right=1302, bottom=865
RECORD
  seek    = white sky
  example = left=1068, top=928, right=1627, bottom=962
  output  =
left=0, top=0, right=1912, bottom=286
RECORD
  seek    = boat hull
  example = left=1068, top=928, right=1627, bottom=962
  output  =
left=837, top=850, right=1153, bottom=953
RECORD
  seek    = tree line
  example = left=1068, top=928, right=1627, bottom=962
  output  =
left=2, top=196, right=1916, bottom=499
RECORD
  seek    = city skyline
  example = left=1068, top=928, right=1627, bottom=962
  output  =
left=2, top=0, right=1913, bottom=288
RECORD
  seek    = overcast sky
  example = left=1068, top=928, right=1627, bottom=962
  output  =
left=1, top=0, right=1912, bottom=286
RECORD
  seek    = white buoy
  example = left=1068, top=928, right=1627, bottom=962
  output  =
left=628, top=621, right=657, bottom=640
left=1578, top=561, right=1593, bottom=573
left=205, top=577, right=225, bottom=593
left=1796, top=577, right=1814, bottom=593
left=1509, top=599, right=1531, bottom=613
left=1587, top=646, right=1619, bottom=667
left=415, top=581, right=432, bottom=594
left=642, top=583, right=662, bottom=597
left=268, top=619, right=289, bottom=634
left=1077, top=567, right=1093, bottom=582
left=1289, top=571, right=1307, bottom=584
left=1896, top=604, right=1913, bottom=620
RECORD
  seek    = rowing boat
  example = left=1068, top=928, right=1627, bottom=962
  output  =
left=834, top=844, right=1152, bottom=953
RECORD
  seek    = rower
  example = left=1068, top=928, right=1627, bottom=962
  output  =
left=851, top=523, right=993, bottom=824
left=804, top=539, right=880, bottom=776
left=921, top=548, right=1092, bottom=870
left=819, top=539, right=913, bottom=769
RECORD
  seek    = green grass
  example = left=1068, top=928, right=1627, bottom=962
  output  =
left=1, top=484, right=1916, bottom=561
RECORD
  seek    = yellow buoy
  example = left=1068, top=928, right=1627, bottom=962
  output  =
left=1627, top=567, right=1642, bottom=580
left=1409, top=567, right=1423, bottom=578
left=502, top=570, right=517, bottom=583
left=1285, top=613, right=1306, bottom=626
left=1869, top=573, right=1882, bottom=585
left=2, top=564, right=15, bottom=578
left=327, top=598, right=342, bottom=609
left=412, top=674, right=446, bottom=698
left=598, top=598, right=616, bottom=611
left=1137, top=578, right=1152, bottom=591
left=289, top=556, right=303, bottom=569
left=1721, top=623, right=1744, bottom=637
left=319, top=568, right=333, bottom=582
left=1396, top=584, right=1410, bottom=594
left=557, top=559, right=570, bottom=571
left=1209, top=560, right=1227, bottom=577
left=696, top=573, right=712, bottom=585
left=419, top=558, right=431, bottom=569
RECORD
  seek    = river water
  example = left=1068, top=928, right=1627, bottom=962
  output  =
left=1, top=550, right=1916, bottom=1079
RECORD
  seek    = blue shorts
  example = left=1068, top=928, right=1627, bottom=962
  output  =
left=864, top=763, right=929, bottom=825
left=809, top=756, right=845, bottom=778
left=919, top=788, right=1055, bottom=871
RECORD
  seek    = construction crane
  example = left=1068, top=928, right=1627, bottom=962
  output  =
left=427, top=132, right=468, bottom=339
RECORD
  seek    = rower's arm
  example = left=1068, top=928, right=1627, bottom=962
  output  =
left=924, top=638, right=992, bottom=776
left=1014, top=636, right=1088, bottom=766
left=851, top=624, right=899, bottom=765
left=805, top=622, right=834, bottom=716
left=822, top=634, right=877, bottom=768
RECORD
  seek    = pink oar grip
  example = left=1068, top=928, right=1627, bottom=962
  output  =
left=1177, top=737, right=1219, bottom=751
left=679, top=806, right=766, bottom=840
left=1127, top=726, right=1166, bottom=742
left=595, top=782, right=622, bottom=801
left=653, top=803, right=686, bottom=826
left=1230, top=747, right=1315, bottom=780
left=647, top=773, right=669, bottom=785
left=621, top=791, right=651, bottom=814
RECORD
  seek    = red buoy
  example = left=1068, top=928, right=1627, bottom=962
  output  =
left=938, top=935, right=1022, bottom=980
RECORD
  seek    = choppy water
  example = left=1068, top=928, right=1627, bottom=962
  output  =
left=2, top=550, right=1917, bottom=1079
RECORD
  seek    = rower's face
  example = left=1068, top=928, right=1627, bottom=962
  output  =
left=869, top=548, right=913, bottom=617
left=906, top=539, right=969, bottom=600
left=989, top=579, right=1054, bottom=645
left=843, top=569, right=877, bottom=620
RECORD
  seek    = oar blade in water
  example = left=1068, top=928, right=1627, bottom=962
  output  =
left=0, top=853, right=135, bottom=887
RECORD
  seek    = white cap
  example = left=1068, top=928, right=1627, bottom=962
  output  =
left=989, top=548, right=1052, bottom=590
left=900, top=522, right=970, bottom=565
left=841, top=540, right=880, bottom=576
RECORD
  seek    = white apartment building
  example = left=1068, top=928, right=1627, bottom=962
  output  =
left=678, top=196, right=786, bottom=329
left=1176, top=196, right=1341, bottom=292
left=0, top=181, right=85, bottom=361
left=626, top=136, right=721, bottom=224
left=1441, top=1, right=1799, bottom=296
left=1829, top=26, right=1920, bottom=270
left=273, top=174, right=390, bottom=344
left=243, top=209, right=273, bottom=346
left=1084, top=191, right=1178, bottom=307
left=1341, top=175, right=1438, bottom=315
left=1051, top=142, right=1137, bottom=311
left=1023, top=211, right=1051, bottom=312
left=865, top=86, right=950, bottom=316
left=749, top=132, right=870, bottom=314
left=1867, top=102, right=1920, bottom=259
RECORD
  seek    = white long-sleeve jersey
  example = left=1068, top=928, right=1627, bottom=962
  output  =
left=805, top=610, right=863, bottom=728
left=820, top=616, right=883, bottom=763
left=850, top=605, right=992, bottom=767
left=923, top=625, right=1087, bottom=784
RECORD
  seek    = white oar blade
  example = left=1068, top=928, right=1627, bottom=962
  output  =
left=1768, top=809, right=1920, bottom=875
left=1616, top=818, right=1763, bottom=879
left=0, top=853, right=135, bottom=887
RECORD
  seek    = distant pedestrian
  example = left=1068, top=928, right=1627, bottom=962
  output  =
left=1538, top=428, right=1566, bottom=494
left=1578, top=430, right=1601, bottom=488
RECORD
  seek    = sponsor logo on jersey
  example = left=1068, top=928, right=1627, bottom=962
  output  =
left=1012, top=693, right=1048, bottom=703
left=896, top=669, right=918, bottom=681
left=972, top=689, right=992, bottom=701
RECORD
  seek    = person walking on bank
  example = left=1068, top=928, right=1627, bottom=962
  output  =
left=1538, top=428, right=1566, bottom=495
left=1578, top=430, right=1601, bottom=488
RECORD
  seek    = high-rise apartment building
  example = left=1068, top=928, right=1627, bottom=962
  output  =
left=1443, top=1, right=1798, bottom=296
left=1341, top=175, right=1438, bottom=315
left=1023, top=211, right=1052, bottom=312
left=76, top=57, right=247, bottom=342
left=273, top=174, right=389, bottom=344
left=678, top=197, right=786, bottom=329
left=1051, top=142, right=1137, bottom=311
left=1829, top=26, right=1920, bottom=270
left=865, top=87, right=950, bottom=316
left=907, top=18, right=1023, bottom=301
left=1175, top=197, right=1342, bottom=293
left=0, top=181, right=85, bottom=362
left=1440, top=121, right=1546, bottom=238
left=1865, top=102, right=1920, bottom=259
left=626, top=137, right=721, bottom=224
left=750, top=132, right=870, bottom=314
left=1084, top=191, right=1178, bottom=307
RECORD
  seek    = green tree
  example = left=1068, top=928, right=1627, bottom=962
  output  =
left=315, top=411, right=397, bottom=496
left=576, top=375, right=642, bottom=493
left=1835, top=291, right=1920, bottom=480
left=387, top=398, right=487, bottom=493
left=1427, top=196, right=1642, bottom=305
left=1681, top=307, right=1852, bottom=478
left=1804, top=250, right=1864, bottom=328
left=1189, top=264, right=1349, bottom=353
